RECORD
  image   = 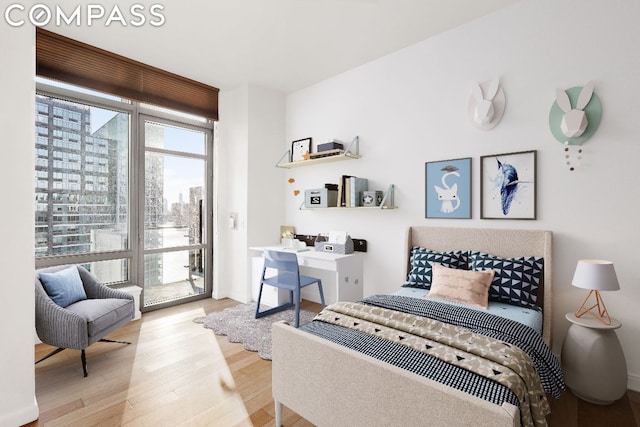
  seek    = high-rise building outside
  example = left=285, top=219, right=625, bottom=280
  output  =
left=34, top=95, right=164, bottom=286
left=35, top=95, right=119, bottom=258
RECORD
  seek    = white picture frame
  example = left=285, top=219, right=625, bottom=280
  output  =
left=291, top=138, right=311, bottom=162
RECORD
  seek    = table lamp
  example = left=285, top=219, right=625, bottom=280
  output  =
left=572, top=259, right=620, bottom=325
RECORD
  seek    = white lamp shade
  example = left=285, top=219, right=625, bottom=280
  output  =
left=571, top=259, right=620, bottom=291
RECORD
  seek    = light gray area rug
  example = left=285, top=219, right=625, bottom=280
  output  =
left=193, top=302, right=317, bottom=360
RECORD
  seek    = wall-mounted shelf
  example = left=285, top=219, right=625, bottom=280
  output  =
left=301, top=184, right=396, bottom=210
left=277, top=136, right=360, bottom=169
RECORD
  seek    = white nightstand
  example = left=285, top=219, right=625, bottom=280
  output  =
left=561, top=312, right=627, bottom=404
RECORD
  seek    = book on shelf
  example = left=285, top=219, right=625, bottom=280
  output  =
left=349, top=177, right=368, bottom=207
left=338, top=176, right=369, bottom=207
left=338, top=175, right=353, bottom=207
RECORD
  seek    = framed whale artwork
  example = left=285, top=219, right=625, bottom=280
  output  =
left=480, top=150, right=536, bottom=220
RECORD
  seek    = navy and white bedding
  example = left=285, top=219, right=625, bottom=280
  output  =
left=301, top=294, right=564, bottom=424
left=394, top=287, right=544, bottom=333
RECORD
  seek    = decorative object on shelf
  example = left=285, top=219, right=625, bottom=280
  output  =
left=309, top=149, right=343, bottom=159
left=361, top=190, right=383, bottom=207
left=425, top=157, right=471, bottom=219
left=317, top=139, right=343, bottom=152
left=310, top=138, right=344, bottom=159
left=277, top=136, right=360, bottom=168
left=467, top=77, right=506, bottom=130
left=300, top=184, right=395, bottom=210
left=291, top=137, right=311, bottom=162
left=549, top=81, right=602, bottom=171
left=304, top=184, right=338, bottom=208
left=571, top=259, right=620, bottom=325
left=480, top=150, right=536, bottom=220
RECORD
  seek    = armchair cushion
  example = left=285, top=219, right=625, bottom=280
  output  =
left=66, top=298, right=134, bottom=340
left=39, top=266, right=87, bottom=308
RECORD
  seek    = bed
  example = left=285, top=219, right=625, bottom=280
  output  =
left=272, top=226, right=562, bottom=427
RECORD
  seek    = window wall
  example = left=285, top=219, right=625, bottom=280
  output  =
left=35, top=79, right=214, bottom=310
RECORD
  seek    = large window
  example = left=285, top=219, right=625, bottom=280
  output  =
left=35, top=79, right=214, bottom=310
left=35, top=94, right=130, bottom=260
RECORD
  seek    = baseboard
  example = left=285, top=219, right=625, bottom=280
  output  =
left=0, top=396, right=39, bottom=426
left=628, top=373, right=640, bottom=392
left=226, top=290, right=252, bottom=305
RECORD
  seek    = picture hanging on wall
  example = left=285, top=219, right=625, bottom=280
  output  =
left=425, top=157, right=471, bottom=219
left=480, top=150, right=536, bottom=220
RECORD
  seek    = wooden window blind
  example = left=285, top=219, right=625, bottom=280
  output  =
left=36, top=28, right=219, bottom=120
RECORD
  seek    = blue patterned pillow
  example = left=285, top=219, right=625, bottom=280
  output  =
left=469, top=251, right=544, bottom=309
left=403, top=247, right=468, bottom=290
left=39, top=266, right=87, bottom=308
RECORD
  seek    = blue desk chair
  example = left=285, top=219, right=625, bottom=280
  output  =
left=255, top=250, right=326, bottom=327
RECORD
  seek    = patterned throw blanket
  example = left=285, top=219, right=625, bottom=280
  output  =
left=303, top=295, right=564, bottom=427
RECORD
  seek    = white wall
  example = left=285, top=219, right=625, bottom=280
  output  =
left=0, top=26, right=39, bottom=425
left=216, top=86, right=250, bottom=302
left=246, top=86, right=287, bottom=248
left=217, top=85, right=286, bottom=303
left=283, top=0, right=640, bottom=390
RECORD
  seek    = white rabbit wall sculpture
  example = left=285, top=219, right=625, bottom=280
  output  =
left=555, top=80, right=594, bottom=138
left=467, top=78, right=505, bottom=130
left=548, top=80, right=602, bottom=171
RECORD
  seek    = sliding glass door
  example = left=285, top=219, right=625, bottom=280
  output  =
left=140, top=117, right=213, bottom=310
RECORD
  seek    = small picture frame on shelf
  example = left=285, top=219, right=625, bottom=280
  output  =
left=291, top=138, right=312, bottom=162
left=480, top=150, right=536, bottom=220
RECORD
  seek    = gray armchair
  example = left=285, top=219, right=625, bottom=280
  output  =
left=35, top=265, right=135, bottom=377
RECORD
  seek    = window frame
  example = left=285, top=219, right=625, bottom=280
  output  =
left=34, top=80, right=215, bottom=292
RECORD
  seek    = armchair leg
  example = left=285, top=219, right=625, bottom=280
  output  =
left=100, top=338, right=131, bottom=345
left=35, top=347, right=65, bottom=365
left=81, top=339, right=130, bottom=377
left=35, top=340, right=131, bottom=378
left=81, top=349, right=88, bottom=377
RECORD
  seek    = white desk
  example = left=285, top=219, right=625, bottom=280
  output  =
left=249, top=246, right=364, bottom=307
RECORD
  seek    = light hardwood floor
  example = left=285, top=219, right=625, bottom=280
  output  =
left=28, top=298, right=639, bottom=426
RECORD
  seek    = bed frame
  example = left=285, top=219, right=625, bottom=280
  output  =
left=272, top=226, right=552, bottom=427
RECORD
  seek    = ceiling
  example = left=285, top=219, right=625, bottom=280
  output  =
left=48, top=0, right=520, bottom=93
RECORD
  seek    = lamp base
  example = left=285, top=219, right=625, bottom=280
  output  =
left=575, top=290, right=613, bottom=325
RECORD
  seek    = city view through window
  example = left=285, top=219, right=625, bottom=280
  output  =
left=35, top=87, right=212, bottom=308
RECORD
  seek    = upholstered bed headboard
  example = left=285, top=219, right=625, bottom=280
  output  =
left=404, top=226, right=553, bottom=345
